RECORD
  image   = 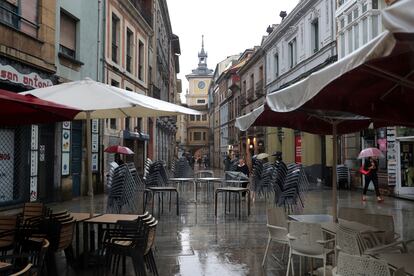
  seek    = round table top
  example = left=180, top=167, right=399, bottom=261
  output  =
left=169, top=177, right=195, bottom=181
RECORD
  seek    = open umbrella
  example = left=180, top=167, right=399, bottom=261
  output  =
left=21, top=78, right=202, bottom=216
left=0, top=89, right=80, bottom=125
left=358, top=148, right=384, bottom=159
left=256, top=153, right=270, bottom=160
left=104, top=145, right=134, bottom=155
left=236, top=0, right=414, bottom=222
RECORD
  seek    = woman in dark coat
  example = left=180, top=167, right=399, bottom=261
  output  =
left=362, top=156, right=383, bottom=202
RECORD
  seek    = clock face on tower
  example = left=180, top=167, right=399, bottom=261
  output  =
left=197, top=81, right=206, bottom=89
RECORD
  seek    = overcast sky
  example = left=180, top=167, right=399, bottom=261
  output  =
left=166, top=0, right=299, bottom=103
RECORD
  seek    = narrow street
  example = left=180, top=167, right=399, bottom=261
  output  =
left=42, top=174, right=414, bottom=276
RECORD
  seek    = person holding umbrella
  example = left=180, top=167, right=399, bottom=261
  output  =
left=359, top=148, right=384, bottom=202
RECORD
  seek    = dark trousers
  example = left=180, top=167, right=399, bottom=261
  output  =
left=363, top=174, right=380, bottom=197
left=242, top=181, right=248, bottom=197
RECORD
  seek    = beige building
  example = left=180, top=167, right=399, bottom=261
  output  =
left=0, top=0, right=58, bottom=203
left=184, top=36, right=213, bottom=159
left=103, top=0, right=152, bottom=174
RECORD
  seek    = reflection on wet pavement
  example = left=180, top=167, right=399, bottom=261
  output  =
left=44, top=175, right=414, bottom=276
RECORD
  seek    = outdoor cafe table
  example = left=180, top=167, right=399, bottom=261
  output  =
left=195, top=177, right=223, bottom=201
left=70, top=212, right=101, bottom=259
left=168, top=177, right=196, bottom=202
left=288, top=214, right=380, bottom=235
left=377, top=253, right=414, bottom=276
left=83, top=214, right=142, bottom=255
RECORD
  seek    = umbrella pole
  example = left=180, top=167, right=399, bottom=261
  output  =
left=332, top=123, right=338, bottom=222
left=86, top=111, right=94, bottom=217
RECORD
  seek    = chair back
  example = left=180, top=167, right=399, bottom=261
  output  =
left=336, top=224, right=367, bottom=256
left=57, top=219, right=75, bottom=252
left=22, top=203, right=45, bottom=222
left=288, top=221, right=324, bottom=254
left=336, top=252, right=391, bottom=276
left=0, top=215, right=17, bottom=249
left=266, top=208, right=288, bottom=241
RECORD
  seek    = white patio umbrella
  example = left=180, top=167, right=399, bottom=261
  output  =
left=21, top=78, right=202, bottom=215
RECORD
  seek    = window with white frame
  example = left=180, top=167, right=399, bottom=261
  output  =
left=138, top=40, right=144, bottom=81
left=274, top=53, right=279, bottom=77
left=362, top=17, right=368, bottom=44
left=340, top=33, right=345, bottom=58
left=372, top=15, right=379, bottom=37
left=288, top=38, right=297, bottom=68
left=347, top=29, right=353, bottom=53
left=112, top=14, right=120, bottom=63
left=126, top=28, right=133, bottom=73
left=311, top=19, right=319, bottom=53
left=353, top=24, right=359, bottom=50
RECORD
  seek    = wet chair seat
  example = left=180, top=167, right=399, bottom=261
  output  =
left=214, top=187, right=250, bottom=219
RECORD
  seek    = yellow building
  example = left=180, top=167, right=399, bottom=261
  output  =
left=184, top=36, right=213, bottom=158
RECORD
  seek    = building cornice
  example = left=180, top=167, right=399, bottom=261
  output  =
left=262, top=0, right=319, bottom=51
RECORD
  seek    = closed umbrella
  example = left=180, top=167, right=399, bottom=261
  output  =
left=358, top=148, right=384, bottom=159
left=21, top=78, right=202, bottom=216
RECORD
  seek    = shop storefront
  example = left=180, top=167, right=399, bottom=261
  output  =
left=0, top=57, right=57, bottom=206
left=393, top=127, right=414, bottom=197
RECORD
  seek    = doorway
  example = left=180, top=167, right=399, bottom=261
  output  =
left=397, top=138, right=414, bottom=195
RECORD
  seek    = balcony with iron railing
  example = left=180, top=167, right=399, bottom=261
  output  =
left=129, top=0, right=153, bottom=26
left=255, top=79, right=264, bottom=97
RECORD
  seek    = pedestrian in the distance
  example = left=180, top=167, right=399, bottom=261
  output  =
left=362, top=156, right=383, bottom=202
left=236, top=157, right=250, bottom=198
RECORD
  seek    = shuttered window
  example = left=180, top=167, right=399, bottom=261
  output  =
left=60, top=11, right=77, bottom=59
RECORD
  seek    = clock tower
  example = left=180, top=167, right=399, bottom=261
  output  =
left=184, top=35, right=213, bottom=159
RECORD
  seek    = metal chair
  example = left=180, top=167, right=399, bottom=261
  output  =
left=286, top=221, right=334, bottom=276
left=262, top=208, right=289, bottom=268
left=332, top=251, right=397, bottom=276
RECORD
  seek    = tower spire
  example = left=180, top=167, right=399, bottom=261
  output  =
left=198, top=35, right=207, bottom=68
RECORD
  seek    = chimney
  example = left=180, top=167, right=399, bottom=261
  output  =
left=279, top=11, right=287, bottom=20
left=266, top=25, right=274, bottom=34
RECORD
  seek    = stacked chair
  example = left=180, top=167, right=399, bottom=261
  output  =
left=337, top=164, right=351, bottom=189
left=145, top=161, right=169, bottom=187
left=272, top=163, right=309, bottom=212
left=100, top=212, right=159, bottom=276
left=106, top=163, right=143, bottom=214
left=144, top=160, right=179, bottom=216
left=173, top=158, right=193, bottom=178
left=253, top=162, right=276, bottom=198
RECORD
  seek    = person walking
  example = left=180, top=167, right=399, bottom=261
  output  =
left=362, top=156, right=383, bottom=202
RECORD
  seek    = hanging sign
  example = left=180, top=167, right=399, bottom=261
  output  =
left=0, top=64, right=53, bottom=88
left=387, top=127, right=397, bottom=186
